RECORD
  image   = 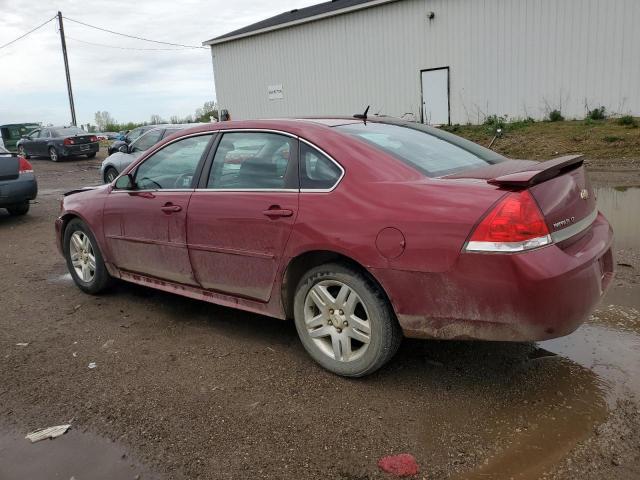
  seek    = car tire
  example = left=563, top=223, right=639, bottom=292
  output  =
left=63, top=218, right=113, bottom=294
left=7, top=202, right=30, bottom=216
left=104, top=167, right=118, bottom=183
left=87, top=152, right=97, bottom=159
left=293, top=263, right=402, bottom=377
left=49, top=146, right=60, bottom=162
left=18, top=145, right=29, bottom=159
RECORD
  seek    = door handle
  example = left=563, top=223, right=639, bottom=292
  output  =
left=161, top=203, right=182, bottom=213
left=262, top=207, right=293, bottom=218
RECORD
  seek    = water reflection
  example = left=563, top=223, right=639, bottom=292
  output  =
left=595, top=186, right=640, bottom=250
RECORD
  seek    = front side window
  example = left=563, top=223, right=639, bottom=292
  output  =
left=299, top=143, right=343, bottom=190
left=29, top=130, right=40, bottom=139
left=207, top=132, right=294, bottom=189
left=134, top=134, right=211, bottom=190
left=131, top=130, right=163, bottom=153
left=335, top=123, right=505, bottom=177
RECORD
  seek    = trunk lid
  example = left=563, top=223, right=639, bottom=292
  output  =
left=0, top=154, right=19, bottom=181
left=446, top=155, right=597, bottom=244
left=68, top=135, right=95, bottom=144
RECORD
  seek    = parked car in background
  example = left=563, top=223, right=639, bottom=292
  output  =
left=57, top=117, right=614, bottom=377
left=107, top=125, right=157, bottom=155
left=0, top=123, right=40, bottom=152
left=17, top=126, right=99, bottom=162
left=0, top=145, right=37, bottom=215
left=101, top=124, right=202, bottom=183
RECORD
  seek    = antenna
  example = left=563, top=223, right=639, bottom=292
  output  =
left=353, top=105, right=370, bottom=124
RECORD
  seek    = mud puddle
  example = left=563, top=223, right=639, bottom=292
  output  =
left=594, top=186, right=640, bottom=251
left=0, top=426, right=159, bottom=480
left=457, top=186, right=640, bottom=479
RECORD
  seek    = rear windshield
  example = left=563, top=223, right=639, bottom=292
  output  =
left=52, top=127, right=86, bottom=137
left=335, top=122, right=505, bottom=177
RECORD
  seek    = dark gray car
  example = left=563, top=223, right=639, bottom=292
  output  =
left=107, top=125, right=158, bottom=155
left=17, top=126, right=99, bottom=162
left=0, top=145, right=37, bottom=215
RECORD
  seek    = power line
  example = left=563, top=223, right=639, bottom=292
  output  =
left=0, top=16, right=56, bottom=50
left=62, top=16, right=207, bottom=49
left=65, top=35, right=193, bottom=51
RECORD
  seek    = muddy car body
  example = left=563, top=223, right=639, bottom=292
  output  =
left=55, top=118, right=614, bottom=376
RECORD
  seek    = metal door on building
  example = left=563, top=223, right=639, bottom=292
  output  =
left=421, top=67, right=450, bottom=126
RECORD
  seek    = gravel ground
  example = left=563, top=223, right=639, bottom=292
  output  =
left=1, top=150, right=639, bottom=479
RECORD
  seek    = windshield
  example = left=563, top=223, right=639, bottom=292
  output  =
left=335, top=122, right=505, bottom=177
left=0, top=145, right=9, bottom=154
left=52, top=127, right=86, bottom=137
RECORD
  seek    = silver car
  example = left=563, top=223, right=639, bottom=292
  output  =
left=100, top=124, right=203, bottom=183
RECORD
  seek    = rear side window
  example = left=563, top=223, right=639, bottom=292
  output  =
left=207, top=132, right=294, bottom=189
left=335, top=123, right=504, bottom=177
left=299, top=142, right=343, bottom=190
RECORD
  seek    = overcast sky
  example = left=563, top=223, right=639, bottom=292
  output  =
left=0, top=0, right=317, bottom=127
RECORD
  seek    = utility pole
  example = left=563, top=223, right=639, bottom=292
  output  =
left=57, top=12, right=76, bottom=126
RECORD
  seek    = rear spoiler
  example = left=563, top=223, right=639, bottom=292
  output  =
left=488, top=155, right=584, bottom=188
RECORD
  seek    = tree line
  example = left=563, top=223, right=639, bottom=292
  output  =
left=88, top=101, right=218, bottom=133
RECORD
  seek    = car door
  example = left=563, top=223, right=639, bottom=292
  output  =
left=103, top=133, right=214, bottom=285
left=21, top=129, right=40, bottom=155
left=37, top=129, right=51, bottom=156
left=187, top=131, right=299, bottom=302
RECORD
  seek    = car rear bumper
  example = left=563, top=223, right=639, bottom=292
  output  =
left=62, top=143, right=99, bottom=157
left=373, top=212, right=614, bottom=341
left=0, top=177, right=38, bottom=207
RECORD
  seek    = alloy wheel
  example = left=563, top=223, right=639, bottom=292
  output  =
left=49, top=147, right=58, bottom=162
left=303, top=280, right=371, bottom=362
left=105, top=168, right=117, bottom=183
left=69, top=231, right=96, bottom=283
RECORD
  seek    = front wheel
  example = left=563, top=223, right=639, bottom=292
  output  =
left=293, top=263, right=402, bottom=377
left=104, top=167, right=118, bottom=183
left=7, top=202, right=29, bottom=216
left=63, top=219, right=113, bottom=294
left=48, top=146, right=60, bottom=162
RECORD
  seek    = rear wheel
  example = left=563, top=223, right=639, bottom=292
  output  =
left=48, top=146, right=60, bottom=162
left=63, top=219, right=113, bottom=294
left=87, top=152, right=97, bottom=159
left=7, top=202, right=29, bottom=216
left=18, top=145, right=29, bottom=159
left=104, top=167, right=118, bottom=183
left=293, top=263, right=402, bottom=377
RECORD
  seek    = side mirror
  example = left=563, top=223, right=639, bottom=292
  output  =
left=114, top=173, right=134, bottom=190
left=118, top=144, right=129, bottom=153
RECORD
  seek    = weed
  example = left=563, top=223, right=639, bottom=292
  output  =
left=617, top=115, right=638, bottom=127
left=603, top=135, right=623, bottom=143
left=547, top=110, right=564, bottom=122
left=587, top=106, right=607, bottom=120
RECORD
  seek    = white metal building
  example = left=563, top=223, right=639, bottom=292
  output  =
left=204, top=0, right=640, bottom=125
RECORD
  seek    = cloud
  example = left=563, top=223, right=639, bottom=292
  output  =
left=0, top=0, right=317, bottom=126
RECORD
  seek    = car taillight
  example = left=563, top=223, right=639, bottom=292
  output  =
left=64, top=138, right=75, bottom=145
left=18, top=156, right=34, bottom=174
left=465, top=190, right=551, bottom=253
left=90, top=136, right=98, bottom=142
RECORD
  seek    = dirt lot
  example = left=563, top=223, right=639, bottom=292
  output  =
left=1, top=148, right=639, bottom=479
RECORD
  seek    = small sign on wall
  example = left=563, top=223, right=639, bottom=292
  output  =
left=268, top=84, right=284, bottom=100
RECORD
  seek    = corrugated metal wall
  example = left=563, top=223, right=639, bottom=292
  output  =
left=211, top=0, right=640, bottom=124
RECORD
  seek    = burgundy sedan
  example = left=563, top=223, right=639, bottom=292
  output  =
left=55, top=118, right=614, bottom=377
